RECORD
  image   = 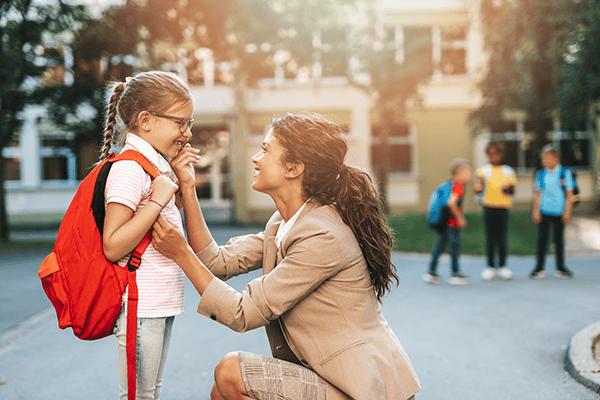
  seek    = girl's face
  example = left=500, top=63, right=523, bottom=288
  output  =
left=142, top=102, right=194, bottom=158
left=251, top=128, right=289, bottom=196
left=487, top=147, right=503, bottom=166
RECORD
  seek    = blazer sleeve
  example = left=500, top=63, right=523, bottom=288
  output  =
left=197, top=222, right=346, bottom=333
left=196, top=232, right=265, bottom=281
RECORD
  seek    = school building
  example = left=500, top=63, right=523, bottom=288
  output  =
left=5, top=0, right=599, bottom=227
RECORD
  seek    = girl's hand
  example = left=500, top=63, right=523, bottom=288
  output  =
left=458, top=216, right=468, bottom=229
left=170, top=144, right=201, bottom=189
left=152, top=214, right=189, bottom=262
left=151, top=175, right=179, bottom=207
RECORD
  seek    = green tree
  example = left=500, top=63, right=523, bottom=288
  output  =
left=470, top=0, right=572, bottom=168
left=557, top=0, right=600, bottom=135
left=0, top=0, right=88, bottom=241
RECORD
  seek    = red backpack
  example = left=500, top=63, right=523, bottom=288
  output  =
left=38, top=149, right=160, bottom=400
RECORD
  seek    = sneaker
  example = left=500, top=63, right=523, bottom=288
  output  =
left=449, top=273, right=470, bottom=285
left=481, top=267, right=496, bottom=281
left=529, top=268, right=545, bottom=279
left=423, top=272, right=441, bottom=284
left=556, top=268, right=573, bottom=279
left=497, top=267, right=514, bottom=280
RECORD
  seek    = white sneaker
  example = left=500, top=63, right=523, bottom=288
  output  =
left=449, top=273, right=470, bottom=285
left=423, top=273, right=441, bottom=284
left=498, top=267, right=514, bottom=280
left=481, top=267, right=496, bottom=281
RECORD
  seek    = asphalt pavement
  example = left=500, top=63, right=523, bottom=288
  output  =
left=1, top=221, right=599, bottom=399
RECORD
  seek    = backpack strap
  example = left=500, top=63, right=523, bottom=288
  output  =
left=125, top=232, right=152, bottom=400
left=103, top=150, right=162, bottom=400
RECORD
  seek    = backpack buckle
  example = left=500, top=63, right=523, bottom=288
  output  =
left=127, top=254, right=142, bottom=271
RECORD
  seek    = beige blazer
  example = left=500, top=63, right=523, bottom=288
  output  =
left=196, top=201, right=421, bottom=400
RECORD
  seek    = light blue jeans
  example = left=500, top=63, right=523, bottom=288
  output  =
left=114, top=306, right=175, bottom=400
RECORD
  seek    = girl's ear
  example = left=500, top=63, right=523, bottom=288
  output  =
left=137, top=111, right=152, bottom=131
left=286, top=162, right=305, bottom=179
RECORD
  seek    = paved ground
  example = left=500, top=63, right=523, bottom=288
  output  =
left=1, top=220, right=599, bottom=399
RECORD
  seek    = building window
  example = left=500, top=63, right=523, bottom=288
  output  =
left=490, top=130, right=594, bottom=171
left=371, top=123, right=415, bottom=174
left=433, top=25, right=468, bottom=76
left=3, top=141, right=21, bottom=181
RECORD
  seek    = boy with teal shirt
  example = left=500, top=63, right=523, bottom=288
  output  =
left=531, top=145, right=575, bottom=279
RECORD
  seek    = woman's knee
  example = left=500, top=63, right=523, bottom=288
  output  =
left=214, top=352, right=245, bottom=397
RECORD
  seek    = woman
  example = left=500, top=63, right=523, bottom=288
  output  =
left=152, top=112, right=420, bottom=400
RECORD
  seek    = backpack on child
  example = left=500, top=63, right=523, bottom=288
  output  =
left=427, top=181, right=453, bottom=232
left=37, top=149, right=160, bottom=400
left=537, top=166, right=580, bottom=207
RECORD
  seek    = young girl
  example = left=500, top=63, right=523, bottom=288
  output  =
left=100, top=70, right=198, bottom=399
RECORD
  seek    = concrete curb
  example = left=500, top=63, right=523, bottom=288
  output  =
left=565, top=321, right=600, bottom=395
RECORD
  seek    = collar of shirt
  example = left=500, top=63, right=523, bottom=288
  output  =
left=548, top=164, right=561, bottom=174
left=275, top=202, right=308, bottom=249
left=124, top=133, right=172, bottom=175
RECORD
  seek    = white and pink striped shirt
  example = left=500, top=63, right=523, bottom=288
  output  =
left=105, top=134, right=185, bottom=318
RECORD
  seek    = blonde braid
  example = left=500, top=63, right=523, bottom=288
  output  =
left=100, top=82, right=126, bottom=161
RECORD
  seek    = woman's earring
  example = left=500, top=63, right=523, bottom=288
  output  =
left=145, top=126, right=150, bottom=131
left=285, top=173, right=289, bottom=178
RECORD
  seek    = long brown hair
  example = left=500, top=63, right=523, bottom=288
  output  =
left=100, top=71, right=193, bottom=161
left=271, top=112, right=398, bottom=302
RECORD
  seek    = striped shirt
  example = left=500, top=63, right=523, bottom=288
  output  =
left=105, top=135, right=185, bottom=318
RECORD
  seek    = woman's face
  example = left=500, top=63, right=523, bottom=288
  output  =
left=251, top=128, right=289, bottom=196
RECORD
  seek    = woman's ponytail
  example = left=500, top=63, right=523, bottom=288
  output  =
left=335, top=165, right=398, bottom=302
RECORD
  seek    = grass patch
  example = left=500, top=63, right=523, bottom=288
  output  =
left=389, top=212, right=539, bottom=255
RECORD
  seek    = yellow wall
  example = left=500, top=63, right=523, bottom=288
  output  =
left=388, top=105, right=479, bottom=214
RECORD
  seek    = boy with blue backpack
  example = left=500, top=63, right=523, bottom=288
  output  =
left=531, top=145, right=575, bottom=279
left=424, top=159, right=473, bottom=285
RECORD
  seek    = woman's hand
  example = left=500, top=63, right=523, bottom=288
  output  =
left=152, top=214, right=190, bottom=262
left=170, top=144, right=201, bottom=190
left=151, top=175, right=179, bottom=207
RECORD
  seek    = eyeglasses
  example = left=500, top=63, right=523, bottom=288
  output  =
left=149, top=111, right=194, bottom=133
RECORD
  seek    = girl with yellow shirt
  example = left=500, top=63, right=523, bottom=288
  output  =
left=474, top=141, right=517, bottom=281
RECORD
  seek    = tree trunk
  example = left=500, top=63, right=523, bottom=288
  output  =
left=0, top=153, right=9, bottom=242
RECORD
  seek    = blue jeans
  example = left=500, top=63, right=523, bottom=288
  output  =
left=114, top=306, right=175, bottom=400
left=429, top=227, right=461, bottom=274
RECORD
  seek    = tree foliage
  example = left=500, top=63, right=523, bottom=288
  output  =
left=472, top=0, right=600, bottom=165
left=0, top=0, right=88, bottom=240
left=557, top=0, right=600, bottom=134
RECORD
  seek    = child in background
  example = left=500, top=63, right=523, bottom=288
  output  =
left=424, top=159, right=473, bottom=285
left=531, top=145, right=575, bottom=279
left=100, top=71, right=201, bottom=399
left=474, top=141, right=516, bottom=281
